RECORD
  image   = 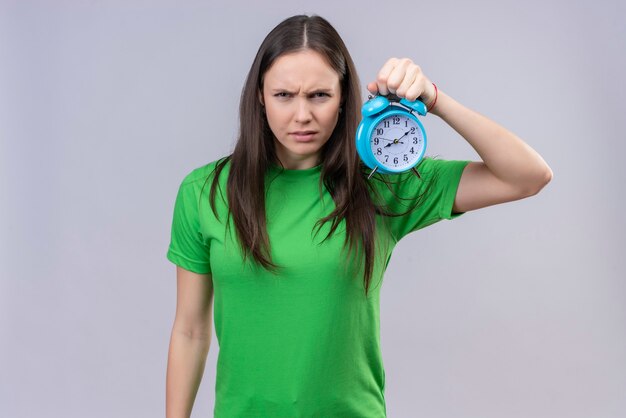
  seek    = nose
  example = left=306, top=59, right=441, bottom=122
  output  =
left=294, top=97, right=312, bottom=123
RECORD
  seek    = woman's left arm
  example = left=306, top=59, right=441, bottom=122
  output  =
left=368, top=58, right=554, bottom=213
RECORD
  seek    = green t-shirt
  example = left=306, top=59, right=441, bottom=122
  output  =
left=166, top=157, right=470, bottom=417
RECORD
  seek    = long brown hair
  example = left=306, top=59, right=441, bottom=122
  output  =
left=202, top=14, right=434, bottom=297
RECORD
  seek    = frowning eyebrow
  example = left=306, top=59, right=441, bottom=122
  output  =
left=270, top=88, right=334, bottom=94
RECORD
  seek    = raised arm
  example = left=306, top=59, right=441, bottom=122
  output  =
left=367, top=57, right=553, bottom=213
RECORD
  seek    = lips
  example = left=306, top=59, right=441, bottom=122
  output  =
left=290, top=131, right=318, bottom=142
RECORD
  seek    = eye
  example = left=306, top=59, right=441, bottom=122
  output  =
left=313, top=92, right=330, bottom=98
left=274, top=92, right=291, bottom=98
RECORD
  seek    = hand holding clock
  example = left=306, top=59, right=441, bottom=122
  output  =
left=366, top=57, right=437, bottom=111
left=356, top=59, right=430, bottom=175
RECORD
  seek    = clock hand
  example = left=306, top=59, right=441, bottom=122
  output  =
left=397, top=130, right=411, bottom=141
left=385, top=141, right=406, bottom=148
left=384, top=130, right=411, bottom=147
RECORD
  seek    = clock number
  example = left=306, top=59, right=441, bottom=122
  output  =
left=410, top=127, right=415, bottom=134
left=384, top=155, right=389, bottom=162
left=376, top=148, right=382, bottom=155
left=393, top=157, right=398, bottom=164
left=376, top=128, right=383, bottom=135
left=413, top=137, right=418, bottom=144
left=393, top=117, right=400, bottom=125
left=410, top=147, right=415, bottom=154
left=404, top=154, right=408, bottom=162
left=384, top=120, right=390, bottom=128
left=373, top=137, right=379, bottom=145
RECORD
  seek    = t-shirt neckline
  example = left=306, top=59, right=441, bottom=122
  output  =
left=269, top=162, right=323, bottom=178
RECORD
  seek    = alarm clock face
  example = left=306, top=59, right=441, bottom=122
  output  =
left=370, top=111, right=426, bottom=172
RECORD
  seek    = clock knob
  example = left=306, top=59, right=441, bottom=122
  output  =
left=399, top=98, right=427, bottom=116
left=361, top=96, right=390, bottom=117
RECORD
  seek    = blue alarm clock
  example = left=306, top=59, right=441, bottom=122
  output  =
left=356, top=94, right=428, bottom=177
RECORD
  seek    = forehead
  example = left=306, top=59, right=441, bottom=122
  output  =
left=263, top=50, right=340, bottom=90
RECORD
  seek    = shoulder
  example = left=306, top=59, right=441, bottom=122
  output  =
left=416, top=157, right=471, bottom=181
left=367, top=156, right=447, bottom=190
left=179, top=156, right=232, bottom=188
left=172, top=157, right=232, bottom=217
left=366, top=156, right=470, bottom=204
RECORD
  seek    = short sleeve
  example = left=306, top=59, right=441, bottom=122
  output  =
left=166, top=174, right=212, bottom=274
left=372, top=158, right=471, bottom=242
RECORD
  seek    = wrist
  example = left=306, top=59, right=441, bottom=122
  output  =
left=425, top=82, right=438, bottom=114
left=428, top=89, right=456, bottom=119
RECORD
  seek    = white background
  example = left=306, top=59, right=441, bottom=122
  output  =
left=1, top=0, right=624, bottom=417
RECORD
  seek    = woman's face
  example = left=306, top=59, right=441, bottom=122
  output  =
left=260, top=49, right=342, bottom=170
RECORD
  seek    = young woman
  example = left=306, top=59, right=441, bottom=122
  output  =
left=165, top=14, right=552, bottom=418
